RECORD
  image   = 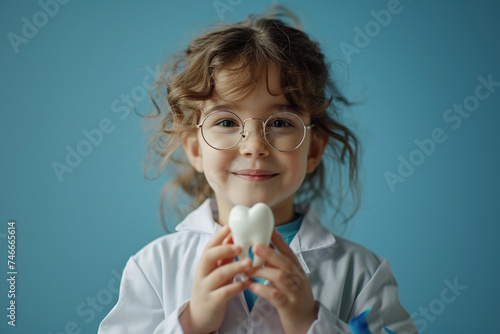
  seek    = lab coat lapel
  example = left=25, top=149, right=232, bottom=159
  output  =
left=290, top=203, right=337, bottom=274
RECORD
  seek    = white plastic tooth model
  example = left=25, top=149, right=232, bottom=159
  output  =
left=228, top=203, right=275, bottom=268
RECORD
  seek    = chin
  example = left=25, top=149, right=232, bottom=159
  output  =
left=236, top=196, right=286, bottom=209
left=234, top=199, right=262, bottom=208
left=226, top=196, right=268, bottom=208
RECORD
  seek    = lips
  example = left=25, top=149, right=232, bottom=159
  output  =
left=232, top=169, right=279, bottom=182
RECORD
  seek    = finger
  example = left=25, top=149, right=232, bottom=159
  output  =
left=270, top=229, right=301, bottom=267
left=206, top=257, right=253, bottom=290
left=218, top=234, right=235, bottom=267
left=202, top=225, right=234, bottom=271
left=248, top=282, right=288, bottom=306
left=222, top=234, right=234, bottom=245
left=251, top=266, right=305, bottom=293
left=206, top=225, right=231, bottom=249
left=205, top=244, right=240, bottom=264
left=212, top=279, right=252, bottom=303
left=217, top=255, right=235, bottom=268
left=253, top=242, right=293, bottom=271
left=198, top=244, right=240, bottom=276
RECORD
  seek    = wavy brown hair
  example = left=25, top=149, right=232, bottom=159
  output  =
left=145, top=7, right=361, bottom=231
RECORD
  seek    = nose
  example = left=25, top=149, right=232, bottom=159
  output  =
left=239, top=120, right=270, bottom=157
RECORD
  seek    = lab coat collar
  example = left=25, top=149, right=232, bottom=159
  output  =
left=175, top=199, right=222, bottom=235
left=291, top=202, right=337, bottom=274
left=293, top=202, right=337, bottom=252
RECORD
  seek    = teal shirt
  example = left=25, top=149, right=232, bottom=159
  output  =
left=243, top=214, right=304, bottom=311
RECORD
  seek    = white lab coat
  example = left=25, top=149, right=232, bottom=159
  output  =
left=99, top=199, right=417, bottom=333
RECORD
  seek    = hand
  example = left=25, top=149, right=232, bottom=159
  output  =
left=179, top=225, right=253, bottom=333
left=249, top=229, right=318, bottom=334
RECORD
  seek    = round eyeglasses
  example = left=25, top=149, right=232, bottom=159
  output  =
left=196, top=110, right=314, bottom=152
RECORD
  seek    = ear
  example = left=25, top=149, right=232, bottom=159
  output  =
left=306, top=133, right=328, bottom=173
left=182, top=132, right=204, bottom=173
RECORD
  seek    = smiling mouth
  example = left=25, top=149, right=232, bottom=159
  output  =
left=232, top=169, right=279, bottom=182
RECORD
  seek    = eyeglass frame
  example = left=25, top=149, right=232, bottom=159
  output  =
left=195, top=110, right=315, bottom=152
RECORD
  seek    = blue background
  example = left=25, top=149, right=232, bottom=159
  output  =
left=1, top=0, right=499, bottom=333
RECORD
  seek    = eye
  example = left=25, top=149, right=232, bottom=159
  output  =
left=269, top=118, right=293, bottom=128
left=217, top=119, right=238, bottom=127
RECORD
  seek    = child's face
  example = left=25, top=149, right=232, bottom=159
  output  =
left=183, top=63, right=326, bottom=225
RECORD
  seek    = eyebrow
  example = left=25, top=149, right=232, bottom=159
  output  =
left=203, top=103, right=237, bottom=114
left=203, top=103, right=297, bottom=115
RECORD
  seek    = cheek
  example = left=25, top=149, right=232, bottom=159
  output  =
left=297, top=161, right=310, bottom=182
left=283, top=151, right=309, bottom=180
left=202, top=160, right=221, bottom=191
left=201, top=152, right=230, bottom=183
left=298, top=147, right=311, bottom=169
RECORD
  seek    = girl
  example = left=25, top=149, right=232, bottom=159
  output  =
left=99, top=8, right=417, bottom=334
